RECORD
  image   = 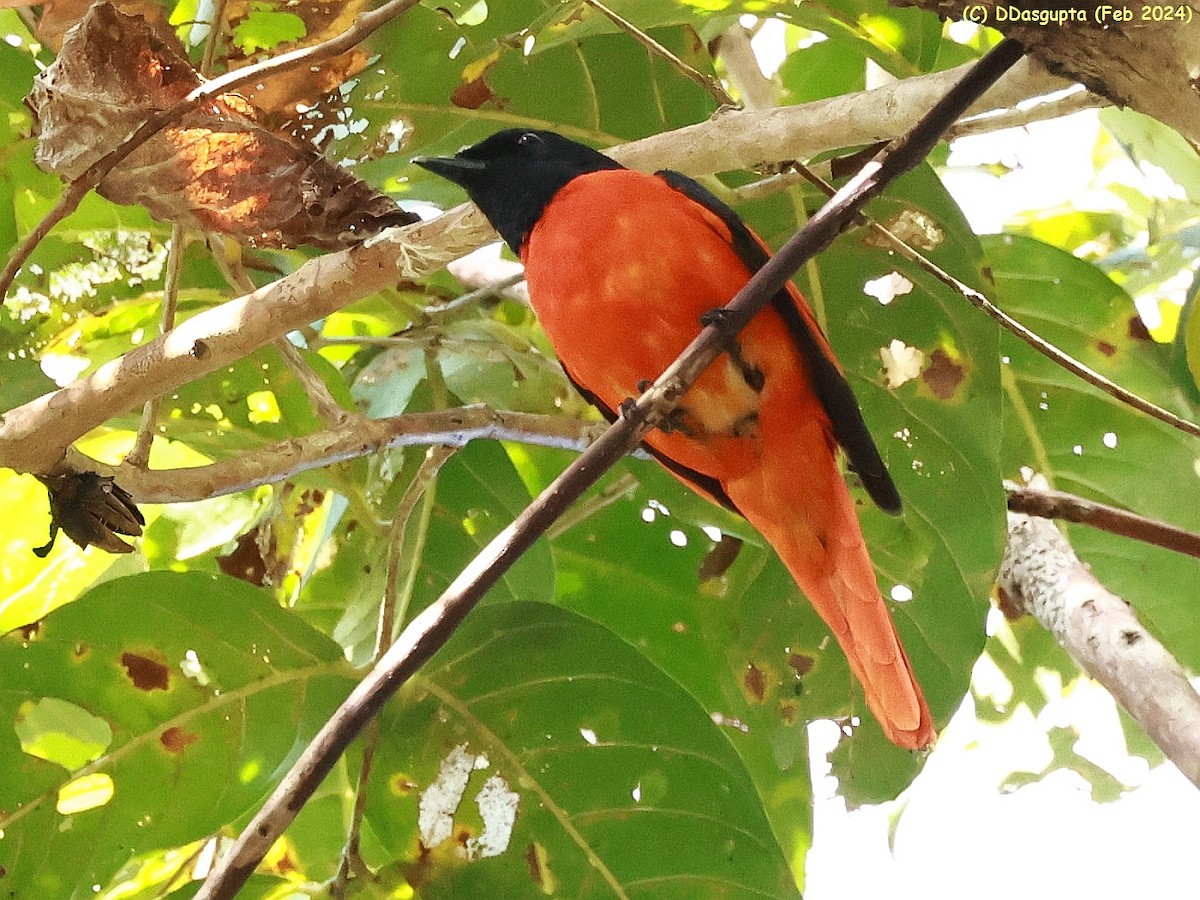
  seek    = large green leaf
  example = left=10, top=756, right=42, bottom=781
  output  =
left=987, top=233, right=1200, bottom=669
left=341, top=4, right=716, bottom=196
left=0, top=571, right=355, bottom=898
left=367, top=600, right=801, bottom=898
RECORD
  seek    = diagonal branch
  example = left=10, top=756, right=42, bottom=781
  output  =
left=193, top=37, right=1028, bottom=900
left=0, top=204, right=485, bottom=475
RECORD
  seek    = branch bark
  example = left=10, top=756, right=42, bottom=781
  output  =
left=1007, top=484, right=1200, bottom=560
left=611, top=55, right=1072, bottom=174
left=66, top=407, right=604, bottom=504
left=895, top=0, right=1200, bottom=145
left=1000, top=497, right=1200, bottom=788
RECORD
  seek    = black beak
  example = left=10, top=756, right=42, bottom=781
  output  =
left=413, top=154, right=487, bottom=187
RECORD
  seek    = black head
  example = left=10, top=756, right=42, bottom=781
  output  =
left=415, top=129, right=624, bottom=254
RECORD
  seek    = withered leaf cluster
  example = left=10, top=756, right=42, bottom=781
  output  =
left=25, top=1, right=417, bottom=249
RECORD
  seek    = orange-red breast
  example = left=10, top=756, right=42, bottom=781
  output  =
left=418, top=130, right=935, bottom=749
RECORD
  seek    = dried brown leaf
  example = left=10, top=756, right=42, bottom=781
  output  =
left=224, top=0, right=374, bottom=119
left=34, top=0, right=171, bottom=49
left=26, top=1, right=416, bottom=249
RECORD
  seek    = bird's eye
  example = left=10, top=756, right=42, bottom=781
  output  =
left=516, top=132, right=542, bottom=148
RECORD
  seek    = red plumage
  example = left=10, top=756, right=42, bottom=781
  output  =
left=418, top=131, right=935, bottom=749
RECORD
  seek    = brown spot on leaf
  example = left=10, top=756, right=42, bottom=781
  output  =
left=778, top=699, right=798, bottom=726
left=452, top=76, right=496, bottom=110
left=922, top=348, right=966, bottom=400
left=787, top=653, right=814, bottom=678
left=389, top=773, right=418, bottom=796
left=18, top=622, right=42, bottom=641
left=743, top=663, right=766, bottom=703
left=218, top=527, right=271, bottom=587
left=265, top=841, right=300, bottom=876
left=871, top=209, right=944, bottom=251
left=121, top=651, right=169, bottom=691
left=160, top=726, right=198, bottom=753
left=698, top=534, right=742, bottom=581
left=1096, top=340, right=1117, bottom=357
left=74, top=642, right=89, bottom=658
left=1128, top=316, right=1151, bottom=341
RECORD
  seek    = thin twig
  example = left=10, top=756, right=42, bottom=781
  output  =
left=948, top=85, right=1104, bottom=139
left=543, top=471, right=640, bottom=542
left=66, top=406, right=609, bottom=504
left=211, top=236, right=351, bottom=426
left=423, top=270, right=526, bottom=319
left=333, top=443, right=454, bottom=897
left=194, top=38, right=1028, bottom=899
left=714, top=22, right=777, bottom=111
left=1007, top=484, right=1200, bottom=559
left=272, top=337, right=349, bottom=425
left=579, top=0, right=736, bottom=108
left=791, top=164, right=1200, bottom=441
left=331, top=720, right=377, bottom=898
left=126, top=224, right=186, bottom=468
left=198, top=0, right=232, bottom=77
left=0, top=0, right=424, bottom=300
left=378, top=445, right=457, bottom=653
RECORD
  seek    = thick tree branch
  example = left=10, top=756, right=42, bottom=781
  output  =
left=896, top=0, right=1200, bottom=146
left=0, top=205, right=482, bottom=475
left=1007, top=484, right=1200, bottom=560
left=1000, top=496, right=1200, bottom=789
left=612, top=55, right=1070, bottom=174
left=195, top=38, right=1028, bottom=899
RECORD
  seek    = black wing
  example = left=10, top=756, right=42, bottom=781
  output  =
left=656, top=170, right=902, bottom=515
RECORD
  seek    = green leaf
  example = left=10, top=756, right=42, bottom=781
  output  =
left=340, top=6, right=717, bottom=195
left=987, top=233, right=1200, bottom=672
left=1101, top=107, right=1200, bottom=204
left=367, top=601, right=801, bottom=898
left=231, top=2, right=308, bottom=54
left=0, top=571, right=355, bottom=899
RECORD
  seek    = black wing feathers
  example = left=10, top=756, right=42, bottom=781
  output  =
left=655, top=170, right=902, bottom=515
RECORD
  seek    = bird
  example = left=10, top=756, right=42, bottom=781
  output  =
left=416, top=129, right=934, bottom=750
